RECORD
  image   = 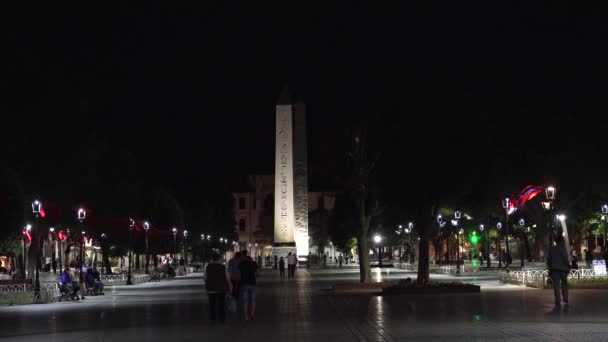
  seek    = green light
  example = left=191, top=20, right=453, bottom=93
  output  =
left=470, top=232, right=479, bottom=244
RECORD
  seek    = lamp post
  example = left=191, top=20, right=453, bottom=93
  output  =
left=77, top=208, right=86, bottom=286
left=453, top=211, right=462, bottom=274
left=601, top=204, right=608, bottom=250
left=183, top=230, right=189, bottom=266
left=479, top=224, right=489, bottom=268
left=437, top=215, right=446, bottom=263
left=49, top=227, right=57, bottom=274
left=143, top=221, right=150, bottom=274
left=31, top=200, right=42, bottom=302
left=374, top=234, right=382, bottom=267
left=395, top=225, right=403, bottom=262
left=172, top=227, right=178, bottom=259
left=502, top=197, right=511, bottom=271
left=127, top=218, right=134, bottom=285
left=406, top=222, right=414, bottom=263
left=543, top=186, right=556, bottom=248
left=518, top=218, right=526, bottom=268
left=57, top=229, right=66, bottom=273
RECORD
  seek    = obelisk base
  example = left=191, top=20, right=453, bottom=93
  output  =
left=271, top=243, right=298, bottom=262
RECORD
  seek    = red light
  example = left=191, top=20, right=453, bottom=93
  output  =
left=40, top=208, right=46, bottom=218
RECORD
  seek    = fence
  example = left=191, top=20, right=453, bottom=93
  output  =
left=500, top=269, right=603, bottom=288
left=0, top=283, right=60, bottom=305
left=100, top=274, right=150, bottom=284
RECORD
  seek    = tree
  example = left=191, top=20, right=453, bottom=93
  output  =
left=346, top=124, right=382, bottom=283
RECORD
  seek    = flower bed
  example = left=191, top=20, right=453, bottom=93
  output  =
left=382, top=280, right=480, bottom=295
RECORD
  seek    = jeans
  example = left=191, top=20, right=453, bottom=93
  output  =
left=208, top=292, right=226, bottom=322
left=550, top=270, right=569, bottom=305
left=288, top=264, right=296, bottom=277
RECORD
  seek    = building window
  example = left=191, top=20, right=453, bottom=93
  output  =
left=239, top=219, right=246, bottom=232
left=318, top=195, right=325, bottom=210
left=253, top=198, right=257, bottom=210
left=239, top=197, right=246, bottom=210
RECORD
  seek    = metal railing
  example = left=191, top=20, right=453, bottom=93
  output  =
left=500, top=269, right=606, bottom=288
left=100, top=274, right=150, bottom=284
left=0, top=283, right=60, bottom=305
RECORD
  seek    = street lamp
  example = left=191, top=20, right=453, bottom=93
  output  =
left=437, top=214, right=447, bottom=263
left=502, top=197, right=511, bottom=271
left=543, top=186, right=556, bottom=248
left=143, top=221, right=150, bottom=274
left=406, top=222, right=414, bottom=263
left=183, top=230, right=189, bottom=265
left=172, top=227, right=178, bottom=258
left=454, top=211, right=461, bottom=274
left=77, top=208, right=86, bottom=287
left=479, top=224, right=489, bottom=268
left=127, top=218, right=134, bottom=285
left=31, top=200, right=42, bottom=302
left=373, top=234, right=382, bottom=267
left=518, top=218, right=526, bottom=268
left=48, top=227, right=57, bottom=274
left=602, top=204, right=608, bottom=249
left=496, top=222, right=503, bottom=267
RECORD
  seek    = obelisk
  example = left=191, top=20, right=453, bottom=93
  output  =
left=273, top=86, right=298, bottom=258
left=293, top=98, right=309, bottom=256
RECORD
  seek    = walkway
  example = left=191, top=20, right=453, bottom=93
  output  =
left=1, top=268, right=607, bottom=341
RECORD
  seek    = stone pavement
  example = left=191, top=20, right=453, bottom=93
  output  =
left=1, top=268, right=608, bottom=341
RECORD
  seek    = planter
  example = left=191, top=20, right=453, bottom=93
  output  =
left=382, top=283, right=480, bottom=295
left=333, top=281, right=398, bottom=294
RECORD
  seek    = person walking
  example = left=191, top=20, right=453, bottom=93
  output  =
left=538, top=248, right=545, bottom=263
left=547, top=235, right=571, bottom=307
left=238, top=250, right=257, bottom=321
left=227, top=252, right=242, bottom=300
left=585, top=248, right=593, bottom=268
left=205, top=254, right=233, bottom=324
left=338, top=254, right=343, bottom=268
left=570, top=247, right=578, bottom=270
left=287, top=252, right=297, bottom=278
left=279, top=257, right=285, bottom=278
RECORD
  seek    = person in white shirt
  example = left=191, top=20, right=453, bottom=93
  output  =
left=287, top=252, right=297, bottom=278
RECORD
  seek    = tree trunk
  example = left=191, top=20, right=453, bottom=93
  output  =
left=417, top=223, right=430, bottom=285
left=524, top=234, right=532, bottom=262
left=100, top=242, right=112, bottom=274
left=64, top=243, right=72, bottom=268
left=417, top=206, right=436, bottom=285
left=357, top=218, right=372, bottom=283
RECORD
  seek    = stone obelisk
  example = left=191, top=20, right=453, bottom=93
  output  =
left=273, top=86, right=310, bottom=258
left=273, top=86, right=298, bottom=257
left=293, top=98, right=309, bottom=256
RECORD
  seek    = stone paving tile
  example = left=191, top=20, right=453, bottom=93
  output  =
left=2, top=268, right=608, bottom=341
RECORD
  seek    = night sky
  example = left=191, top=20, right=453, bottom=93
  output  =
left=3, top=3, right=607, bottom=200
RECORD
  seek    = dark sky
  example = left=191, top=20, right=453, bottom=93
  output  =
left=4, top=2, right=608, bottom=199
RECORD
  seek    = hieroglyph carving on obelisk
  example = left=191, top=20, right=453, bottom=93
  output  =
left=274, top=103, right=296, bottom=244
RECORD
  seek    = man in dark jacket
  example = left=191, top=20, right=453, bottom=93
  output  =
left=205, top=254, right=233, bottom=323
left=547, top=235, right=571, bottom=307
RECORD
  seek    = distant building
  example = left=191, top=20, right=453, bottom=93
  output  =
left=232, top=175, right=336, bottom=257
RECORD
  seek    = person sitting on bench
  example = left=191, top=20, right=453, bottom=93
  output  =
left=85, top=268, right=104, bottom=295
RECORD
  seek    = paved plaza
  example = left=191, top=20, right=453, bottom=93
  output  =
left=1, top=267, right=608, bottom=341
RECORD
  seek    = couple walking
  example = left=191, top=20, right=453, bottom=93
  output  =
left=205, top=250, right=257, bottom=323
left=279, top=252, right=297, bottom=278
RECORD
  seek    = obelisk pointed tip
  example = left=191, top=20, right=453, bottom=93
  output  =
left=277, top=85, right=291, bottom=105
